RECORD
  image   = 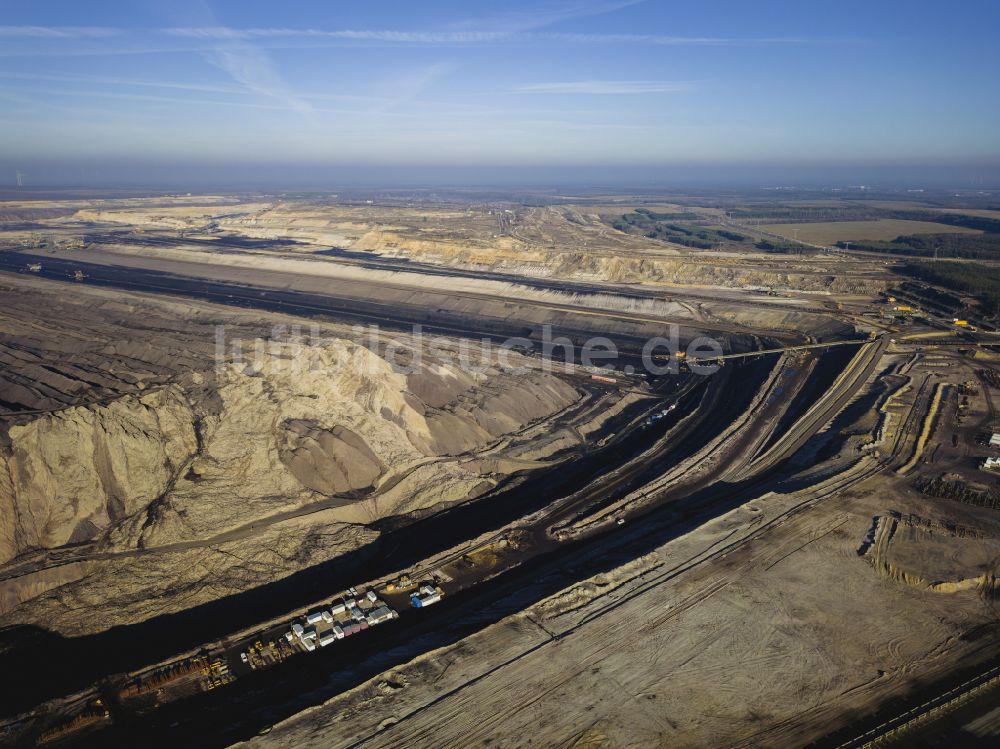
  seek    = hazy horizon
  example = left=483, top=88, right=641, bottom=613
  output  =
left=4, top=161, right=1000, bottom=191
left=2, top=0, right=999, bottom=190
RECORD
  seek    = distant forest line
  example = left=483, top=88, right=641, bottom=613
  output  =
left=900, top=262, right=1000, bottom=315
left=729, top=206, right=1000, bottom=233
left=837, top=232, right=1000, bottom=260
left=609, top=207, right=1000, bottom=257
left=610, top=209, right=750, bottom=249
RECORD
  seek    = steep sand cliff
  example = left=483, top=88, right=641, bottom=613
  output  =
left=1, top=336, right=580, bottom=564
left=0, top=387, right=197, bottom=562
left=0, top=272, right=587, bottom=571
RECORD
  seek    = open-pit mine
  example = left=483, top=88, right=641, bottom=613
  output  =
left=1, top=189, right=999, bottom=748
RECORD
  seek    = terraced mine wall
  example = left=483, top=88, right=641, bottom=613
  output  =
left=1, top=344, right=854, bottom=741
left=0, top=369, right=708, bottom=713
left=55, top=357, right=876, bottom=749
left=0, top=252, right=771, bottom=358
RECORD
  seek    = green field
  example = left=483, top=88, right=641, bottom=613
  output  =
left=759, top=219, right=981, bottom=245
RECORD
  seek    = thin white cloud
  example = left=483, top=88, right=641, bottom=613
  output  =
left=0, top=25, right=119, bottom=38
left=180, top=28, right=314, bottom=118
left=0, top=70, right=389, bottom=105
left=541, top=32, right=810, bottom=45
left=515, top=80, right=694, bottom=94
left=0, top=70, right=246, bottom=95
left=370, top=62, right=458, bottom=113
left=207, top=46, right=308, bottom=113
left=0, top=26, right=822, bottom=59
left=162, top=27, right=812, bottom=46
left=450, top=0, right=646, bottom=32
left=164, top=27, right=515, bottom=43
left=1, top=84, right=370, bottom=117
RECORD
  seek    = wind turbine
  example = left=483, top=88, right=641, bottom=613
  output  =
left=15, top=170, right=24, bottom=187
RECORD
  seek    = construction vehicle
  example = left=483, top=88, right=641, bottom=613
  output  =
left=386, top=574, right=415, bottom=592
left=591, top=374, right=617, bottom=384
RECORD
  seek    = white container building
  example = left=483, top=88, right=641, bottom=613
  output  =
left=411, top=592, right=442, bottom=608
left=366, top=606, right=395, bottom=625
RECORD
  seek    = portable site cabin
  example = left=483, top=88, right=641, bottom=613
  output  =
left=366, top=606, right=395, bottom=625
left=411, top=592, right=442, bottom=608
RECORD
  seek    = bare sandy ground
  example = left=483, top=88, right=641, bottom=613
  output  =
left=32, top=241, right=842, bottom=340
left=235, top=476, right=1000, bottom=749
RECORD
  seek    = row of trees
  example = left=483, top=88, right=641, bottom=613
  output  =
left=728, top=207, right=1000, bottom=233
left=838, top=233, right=1000, bottom=259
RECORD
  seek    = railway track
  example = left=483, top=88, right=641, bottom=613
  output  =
left=832, top=665, right=1000, bottom=749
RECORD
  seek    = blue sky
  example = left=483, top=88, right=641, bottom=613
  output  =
left=1, top=0, right=999, bottom=185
